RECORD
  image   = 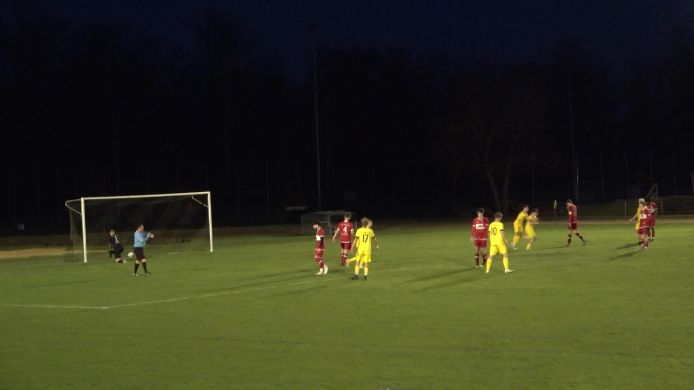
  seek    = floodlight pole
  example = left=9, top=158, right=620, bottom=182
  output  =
left=567, top=70, right=578, bottom=202
left=311, top=24, right=323, bottom=211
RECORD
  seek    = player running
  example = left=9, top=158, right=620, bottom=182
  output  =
left=332, top=212, right=355, bottom=266
left=486, top=212, right=513, bottom=274
left=637, top=203, right=652, bottom=250
left=470, top=208, right=489, bottom=268
left=566, top=199, right=587, bottom=246
left=629, top=198, right=646, bottom=243
left=648, top=201, right=658, bottom=242
left=312, top=224, right=328, bottom=275
left=511, top=205, right=529, bottom=249
left=350, top=217, right=379, bottom=281
left=524, top=209, right=539, bottom=250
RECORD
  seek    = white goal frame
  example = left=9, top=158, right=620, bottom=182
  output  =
left=65, top=191, right=213, bottom=263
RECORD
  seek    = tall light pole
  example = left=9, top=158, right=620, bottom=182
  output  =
left=567, top=69, right=578, bottom=201
left=310, top=24, right=322, bottom=211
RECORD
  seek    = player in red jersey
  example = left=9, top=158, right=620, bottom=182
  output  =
left=313, top=224, right=328, bottom=275
left=637, top=203, right=652, bottom=250
left=332, top=212, right=355, bottom=266
left=566, top=199, right=587, bottom=246
left=470, top=208, right=489, bottom=268
left=647, top=201, right=658, bottom=242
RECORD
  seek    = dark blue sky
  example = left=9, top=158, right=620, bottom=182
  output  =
left=6, top=0, right=694, bottom=80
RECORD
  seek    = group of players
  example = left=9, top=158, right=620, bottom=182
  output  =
left=470, top=199, right=588, bottom=274
left=312, top=212, right=379, bottom=280
left=629, top=198, right=658, bottom=250
left=311, top=200, right=592, bottom=277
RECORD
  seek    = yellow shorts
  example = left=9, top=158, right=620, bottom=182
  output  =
left=525, top=229, right=536, bottom=239
left=513, top=224, right=524, bottom=234
left=489, top=244, right=508, bottom=256
left=357, top=252, right=372, bottom=263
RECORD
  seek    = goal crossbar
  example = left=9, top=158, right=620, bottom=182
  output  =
left=65, top=191, right=213, bottom=263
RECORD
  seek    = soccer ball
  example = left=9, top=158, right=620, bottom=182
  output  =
left=127, top=252, right=134, bottom=258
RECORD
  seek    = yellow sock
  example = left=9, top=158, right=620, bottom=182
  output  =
left=526, top=242, right=532, bottom=250
left=364, top=267, right=369, bottom=276
left=347, top=256, right=357, bottom=264
left=354, top=264, right=360, bottom=275
left=503, top=258, right=510, bottom=271
left=486, top=258, right=492, bottom=272
left=513, top=234, right=521, bottom=245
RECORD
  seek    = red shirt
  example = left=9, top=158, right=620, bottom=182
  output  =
left=315, top=228, right=325, bottom=249
left=567, top=204, right=578, bottom=223
left=648, top=202, right=657, bottom=222
left=336, top=221, right=355, bottom=243
left=471, top=217, right=490, bottom=239
left=639, top=207, right=652, bottom=227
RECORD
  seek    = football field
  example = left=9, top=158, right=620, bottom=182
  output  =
left=1, top=220, right=693, bottom=389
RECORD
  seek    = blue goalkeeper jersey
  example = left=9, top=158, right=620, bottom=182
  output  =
left=133, top=231, right=150, bottom=248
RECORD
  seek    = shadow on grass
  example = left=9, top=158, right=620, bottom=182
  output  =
left=419, top=274, right=481, bottom=291
left=403, top=267, right=474, bottom=284
left=257, top=284, right=327, bottom=300
left=609, top=250, right=641, bottom=260
left=616, top=243, right=642, bottom=249
left=196, top=274, right=310, bottom=294
left=234, top=269, right=310, bottom=282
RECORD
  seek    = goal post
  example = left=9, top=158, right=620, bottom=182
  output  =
left=65, top=191, right=213, bottom=263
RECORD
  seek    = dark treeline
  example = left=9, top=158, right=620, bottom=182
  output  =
left=2, top=10, right=694, bottom=233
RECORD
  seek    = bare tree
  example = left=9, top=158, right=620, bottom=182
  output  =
left=442, top=66, right=550, bottom=211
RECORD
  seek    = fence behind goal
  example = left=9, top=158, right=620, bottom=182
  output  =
left=65, top=192, right=213, bottom=263
left=300, top=210, right=356, bottom=235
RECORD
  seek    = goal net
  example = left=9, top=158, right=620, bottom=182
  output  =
left=65, top=192, right=213, bottom=263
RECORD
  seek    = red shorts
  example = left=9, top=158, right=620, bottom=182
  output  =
left=473, top=239, right=488, bottom=248
left=568, top=222, right=578, bottom=230
left=340, top=242, right=352, bottom=250
left=314, top=248, right=324, bottom=260
left=649, top=219, right=656, bottom=227
left=638, top=226, right=651, bottom=235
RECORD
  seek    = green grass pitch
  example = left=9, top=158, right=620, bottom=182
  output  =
left=1, top=220, right=693, bottom=389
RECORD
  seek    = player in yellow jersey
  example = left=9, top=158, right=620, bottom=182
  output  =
left=349, top=217, right=379, bottom=281
left=511, top=205, right=529, bottom=249
left=524, top=208, right=539, bottom=250
left=628, top=198, right=646, bottom=243
left=486, top=212, right=514, bottom=274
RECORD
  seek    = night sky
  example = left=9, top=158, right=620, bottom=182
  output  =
left=2, top=0, right=694, bottom=233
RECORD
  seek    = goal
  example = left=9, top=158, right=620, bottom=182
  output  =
left=65, top=191, right=213, bottom=263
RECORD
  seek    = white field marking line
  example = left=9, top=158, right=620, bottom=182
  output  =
left=0, top=277, right=330, bottom=311
left=0, top=303, right=109, bottom=310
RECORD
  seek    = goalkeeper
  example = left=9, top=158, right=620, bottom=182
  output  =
left=108, top=229, right=125, bottom=263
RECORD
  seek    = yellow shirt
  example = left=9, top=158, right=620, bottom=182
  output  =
left=634, top=206, right=642, bottom=229
left=354, top=227, right=375, bottom=254
left=514, top=211, right=528, bottom=229
left=489, top=221, right=505, bottom=246
left=526, top=215, right=538, bottom=234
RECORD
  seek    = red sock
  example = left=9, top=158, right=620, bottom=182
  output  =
left=319, top=260, right=325, bottom=268
left=340, top=255, right=346, bottom=265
